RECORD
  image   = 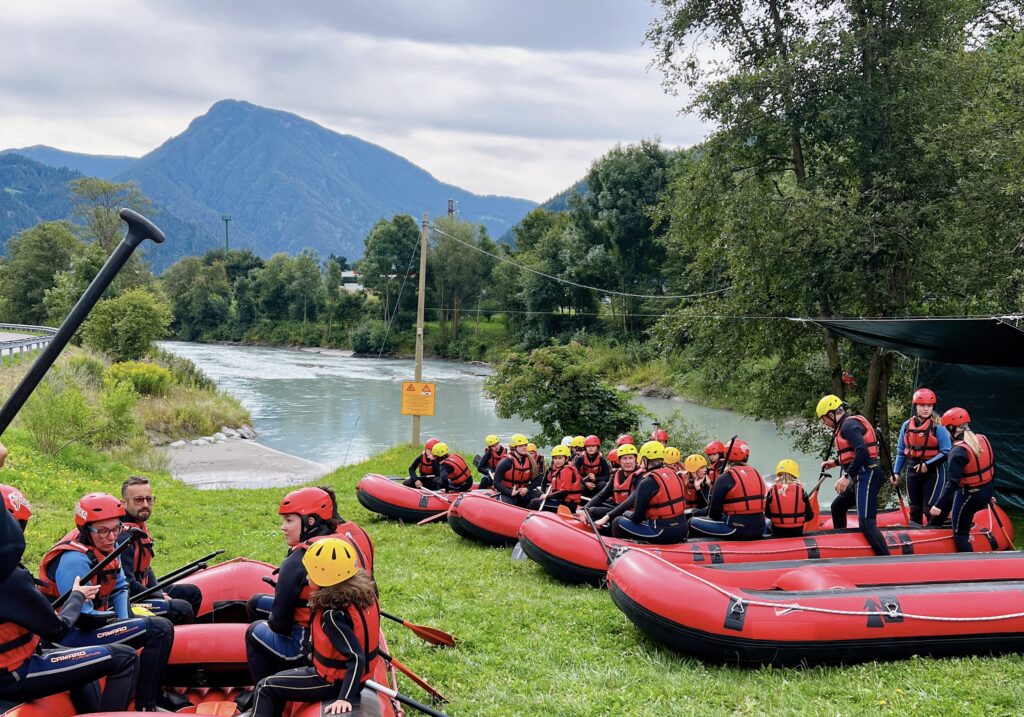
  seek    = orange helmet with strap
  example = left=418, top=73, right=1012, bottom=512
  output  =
left=279, top=487, right=333, bottom=520
left=74, top=492, right=125, bottom=528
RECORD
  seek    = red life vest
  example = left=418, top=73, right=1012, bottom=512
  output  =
left=311, top=601, right=382, bottom=684
left=417, top=453, right=436, bottom=477
left=903, top=416, right=940, bottom=462
left=291, top=528, right=373, bottom=628
left=547, top=464, right=581, bottom=505
left=499, top=454, right=534, bottom=491
left=576, top=452, right=604, bottom=479
left=120, top=519, right=154, bottom=579
left=708, top=462, right=721, bottom=486
left=0, top=621, right=40, bottom=674
left=958, top=434, right=995, bottom=488
left=681, top=473, right=699, bottom=505
left=612, top=468, right=641, bottom=505
left=767, top=483, right=808, bottom=528
left=38, top=531, right=121, bottom=610
left=644, top=467, right=688, bottom=520
left=721, top=465, right=767, bottom=516
left=834, top=415, right=879, bottom=468
left=441, top=454, right=472, bottom=488
left=483, top=445, right=507, bottom=470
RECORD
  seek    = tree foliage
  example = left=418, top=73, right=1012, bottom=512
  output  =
left=484, top=343, right=646, bottom=445
left=81, top=288, right=173, bottom=362
left=0, top=222, right=83, bottom=325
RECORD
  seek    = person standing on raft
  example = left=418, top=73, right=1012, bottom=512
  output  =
left=574, top=435, right=610, bottom=499
left=493, top=434, right=540, bottom=507
left=474, top=434, right=506, bottom=489
left=607, top=441, right=688, bottom=544
left=403, top=438, right=441, bottom=490
left=532, top=445, right=581, bottom=512
left=430, top=442, right=474, bottom=492
left=688, top=439, right=767, bottom=540
left=818, top=395, right=890, bottom=556
left=585, top=443, right=642, bottom=526
left=929, top=408, right=995, bottom=552
left=893, top=388, right=951, bottom=524
left=0, top=485, right=140, bottom=714
left=764, top=459, right=814, bottom=537
left=250, top=538, right=381, bottom=717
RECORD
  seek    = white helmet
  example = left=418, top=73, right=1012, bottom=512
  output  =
left=561, top=436, right=573, bottom=447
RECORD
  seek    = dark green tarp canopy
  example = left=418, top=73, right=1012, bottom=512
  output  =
left=814, top=317, right=1024, bottom=510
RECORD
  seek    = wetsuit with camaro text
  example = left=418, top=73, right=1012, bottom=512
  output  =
left=0, top=562, right=139, bottom=713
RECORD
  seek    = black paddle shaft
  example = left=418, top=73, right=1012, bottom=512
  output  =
left=52, top=527, right=145, bottom=608
left=133, top=562, right=206, bottom=604
left=0, top=209, right=165, bottom=437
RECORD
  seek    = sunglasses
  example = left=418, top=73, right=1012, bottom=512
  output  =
left=129, top=496, right=157, bottom=505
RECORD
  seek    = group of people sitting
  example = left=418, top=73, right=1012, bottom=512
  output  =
left=405, top=389, right=997, bottom=552
left=0, top=438, right=380, bottom=716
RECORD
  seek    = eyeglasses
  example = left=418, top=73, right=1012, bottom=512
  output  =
left=129, top=496, right=156, bottom=505
left=86, top=525, right=122, bottom=538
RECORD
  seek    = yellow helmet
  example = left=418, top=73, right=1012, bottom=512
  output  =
left=683, top=454, right=708, bottom=473
left=550, top=445, right=571, bottom=458
left=638, top=441, right=665, bottom=462
left=815, top=394, right=844, bottom=418
left=664, top=447, right=681, bottom=464
left=526, top=443, right=538, bottom=453
left=509, top=433, right=529, bottom=448
left=431, top=442, right=450, bottom=458
left=302, top=538, right=358, bottom=587
left=616, top=443, right=638, bottom=458
left=775, top=458, right=800, bottom=479
left=485, top=434, right=500, bottom=447
left=570, top=436, right=586, bottom=449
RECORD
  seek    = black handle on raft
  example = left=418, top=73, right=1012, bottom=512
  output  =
left=0, top=209, right=166, bottom=437
left=52, top=527, right=145, bottom=608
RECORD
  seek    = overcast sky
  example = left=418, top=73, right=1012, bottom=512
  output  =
left=0, top=1, right=709, bottom=202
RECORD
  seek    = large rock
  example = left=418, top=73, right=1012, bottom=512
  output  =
left=221, top=426, right=239, bottom=438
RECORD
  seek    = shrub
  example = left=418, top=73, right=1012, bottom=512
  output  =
left=81, top=288, right=172, bottom=362
left=135, top=385, right=250, bottom=438
left=106, top=361, right=172, bottom=396
left=350, top=319, right=396, bottom=356
left=148, top=348, right=216, bottom=391
left=18, top=377, right=94, bottom=454
left=62, top=353, right=108, bottom=389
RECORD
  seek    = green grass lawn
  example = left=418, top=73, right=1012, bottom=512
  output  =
left=4, top=432, right=1024, bottom=716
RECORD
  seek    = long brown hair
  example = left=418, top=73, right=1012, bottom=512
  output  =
left=308, top=569, right=377, bottom=612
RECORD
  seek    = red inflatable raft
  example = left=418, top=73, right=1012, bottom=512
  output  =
left=185, top=557, right=275, bottom=622
left=356, top=472, right=472, bottom=522
left=447, top=491, right=531, bottom=547
left=608, top=548, right=1024, bottom=665
left=518, top=503, right=1015, bottom=584
left=1, top=623, right=401, bottom=717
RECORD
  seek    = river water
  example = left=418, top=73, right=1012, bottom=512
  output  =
left=159, top=342, right=827, bottom=496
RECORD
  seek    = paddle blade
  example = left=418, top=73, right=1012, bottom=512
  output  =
left=390, top=657, right=449, bottom=704
left=556, top=505, right=572, bottom=516
left=510, top=541, right=529, bottom=561
left=406, top=620, right=456, bottom=648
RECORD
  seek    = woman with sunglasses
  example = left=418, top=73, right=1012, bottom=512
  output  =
left=36, top=492, right=175, bottom=712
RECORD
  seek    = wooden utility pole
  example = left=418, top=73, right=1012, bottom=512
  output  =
left=412, top=212, right=428, bottom=446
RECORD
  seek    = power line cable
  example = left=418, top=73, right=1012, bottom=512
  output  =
left=428, top=222, right=730, bottom=301
left=376, top=243, right=419, bottom=358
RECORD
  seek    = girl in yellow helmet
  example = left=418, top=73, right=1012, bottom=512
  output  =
left=250, top=538, right=380, bottom=717
left=473, top=435, right=507, bottom=489
left=493, top=434, right=540, bottom=507
left=764, top=459, right=815, bottom=537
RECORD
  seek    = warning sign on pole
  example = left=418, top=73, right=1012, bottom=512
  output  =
left=401, top=381, right=436, bottom=416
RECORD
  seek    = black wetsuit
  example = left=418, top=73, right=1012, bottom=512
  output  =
left=117, top=519, right=202, bottom=625
left=829, top=416, right=890, bottom=556
left=931, top=445, right=995, bottom=552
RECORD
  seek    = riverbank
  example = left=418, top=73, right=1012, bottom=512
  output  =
left=166, top=439, right=328, bottom=489
left=5, top=433, right=1024, bottom=716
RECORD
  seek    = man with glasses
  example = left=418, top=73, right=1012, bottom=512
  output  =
left=37, top=492, right=174, bottom=712
left=118, top=476, right=202, bottom=625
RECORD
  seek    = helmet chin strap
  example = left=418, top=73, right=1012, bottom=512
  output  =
left=299, top=516, right=328, bottom=541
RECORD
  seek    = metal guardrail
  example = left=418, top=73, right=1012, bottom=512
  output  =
left=0, top=323, right=58, bottom=364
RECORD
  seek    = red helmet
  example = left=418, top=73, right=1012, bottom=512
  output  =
left=725, top=440, right=751, bottom=463
left=278, top=487, right=333, bottom=520
left=912, top=388, right=937, bottom=405
left=607, top=449, right=619, bottom=465
left=424, top=438, right=440, bottom=452
left=940, top=407, right=971, bottom=429
left=584, top=435, right=601, bottom=447
left=615, top=435, right=634, bottom=446
left=705, top=440, right=725, bottom=455
left=1, top=484, right=32, bottom=523
left=74, top=492, right=125, bottom=528
left=651, top=429, right=669, bottom=443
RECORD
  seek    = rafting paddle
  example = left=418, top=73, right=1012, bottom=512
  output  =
left=380, top=610, right=455, bottom=647
left=366, top=680, right=449, bottom=717
left=379, top=650, right=448, bottom=704
left=416, top=509, right=451, bottom=526
left=132, top=562, right=207, bottom=604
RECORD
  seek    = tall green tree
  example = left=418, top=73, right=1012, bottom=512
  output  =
left=0, top=222, right=82, bottom=324
left=358, top=215, right=420, bottom=324
left=69, top=178, right=154, bottom=254
left=428, top=216, right=497, bottom=343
